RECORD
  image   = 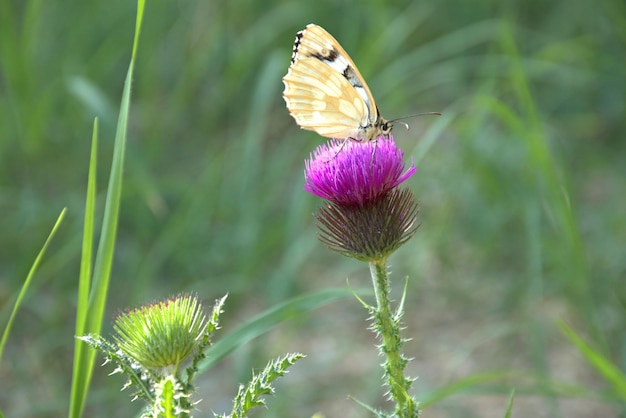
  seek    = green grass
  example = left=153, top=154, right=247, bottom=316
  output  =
left=1, top=0, right=625, bottom=416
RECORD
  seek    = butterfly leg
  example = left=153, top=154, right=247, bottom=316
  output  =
left=323, top=137, right=351, bottom=162
left=370, top=138, right=378, bottom=166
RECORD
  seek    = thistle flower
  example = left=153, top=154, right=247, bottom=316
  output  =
left=304, top=136, right=419, bottom=262
left=304, top=137, right=416, bottom=207
left=112, top=294, right=207, bottom=370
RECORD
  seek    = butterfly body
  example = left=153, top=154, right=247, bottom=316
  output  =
left=282, top=24, right=392, bottom=142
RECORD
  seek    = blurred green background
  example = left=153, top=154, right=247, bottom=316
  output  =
left=1, top=0, right=624, bottom=416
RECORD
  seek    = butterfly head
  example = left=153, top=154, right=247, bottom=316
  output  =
left=354, top=114, right=393, bottom=143
left=380, top=118, right=393, bottom=136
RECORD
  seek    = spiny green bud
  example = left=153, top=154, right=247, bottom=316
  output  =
left=113, top=293, right=207, bottom=370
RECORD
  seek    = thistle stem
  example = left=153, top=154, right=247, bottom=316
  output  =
left=369, top=258, right=418, bottom=418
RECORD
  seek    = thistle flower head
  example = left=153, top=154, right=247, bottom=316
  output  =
left=304, top=136, right=416, bottom=207
left=304, top=136, right=419, bottom=262
left=112, top=294, right=207, bottom=370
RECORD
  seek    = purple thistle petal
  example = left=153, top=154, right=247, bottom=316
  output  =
left=304, top=135, right=416, bottom=207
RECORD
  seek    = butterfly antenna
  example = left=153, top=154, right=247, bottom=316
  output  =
left=390, top=112, right=442, bottom=123
left=389, top=112, right=441, bottom=131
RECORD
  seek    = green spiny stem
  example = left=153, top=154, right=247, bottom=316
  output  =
left=369, top=259, right=418, bottom=418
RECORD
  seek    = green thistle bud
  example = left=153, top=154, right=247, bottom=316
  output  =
left=112, top=294, right=207, bottom=370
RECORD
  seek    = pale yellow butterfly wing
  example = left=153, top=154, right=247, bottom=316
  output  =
left=282, top=24, right=391, bottom=142
left=283, top=56, right=369, bottom=139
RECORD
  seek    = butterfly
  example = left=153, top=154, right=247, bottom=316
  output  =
left=282, top=24, right=392, bottom=143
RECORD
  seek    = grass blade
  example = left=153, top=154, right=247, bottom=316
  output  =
left=68, top=1, right=146, bottom=416
left=0, top=208, right=67, bottom=364
left=68, top=118, right=99, bottom=417
left=559, top=321, right=626, bottom=399
left=503, top=389, right=515, bottom=418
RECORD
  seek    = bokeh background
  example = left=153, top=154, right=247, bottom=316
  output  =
left=1, top=0, right=624, bottom=416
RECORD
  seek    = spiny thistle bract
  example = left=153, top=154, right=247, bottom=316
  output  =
left=215, top=353, right=305, bottom=418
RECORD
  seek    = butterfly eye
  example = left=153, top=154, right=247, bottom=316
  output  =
left=381, top=121, right=393, bottom=134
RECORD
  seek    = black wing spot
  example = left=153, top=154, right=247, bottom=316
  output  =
left=343, top=65, right=363, bottom=88
left=310, top=47, right=338, bottom=63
